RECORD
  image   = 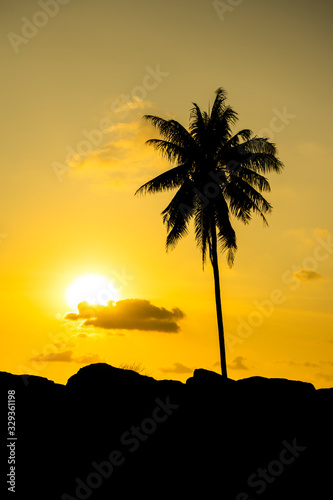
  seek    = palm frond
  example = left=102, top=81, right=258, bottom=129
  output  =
left=224, top=129, right=253, bottom=149
left=189, top=103, right=208, bottom=145
left=220, top=139, right=283, bottom=175
left=135, top=164, right=189, bottom=196
left=143, top=115, right=195, bottom=151
left=213, top=198, right=237, bottom=267
left=225, top=179, right=272, bottom=225
left=210, top=88, right=228, bottom=121
left=243, top=152, right=284, bottom=174
left=194, top=205, right=211, bottom=266
left=241, top=136, right=276, bottom=153
left=209, top=88, right=238, bottom=142
left=161, top=181, right=196, bottom=249
left=145, top=139, right=189, bottom=164
left=228, top=165, right=271, bottom=192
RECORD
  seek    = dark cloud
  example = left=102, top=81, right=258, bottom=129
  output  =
left=74, top=353, right=105, bottom=364
left=160, top=362, right=193, bottom=374
left=228, top=356, right=249, bottom=370
left=316, top=372, right=333, bottom=382
left=72, top=332, right=103, bottom=339
left=31, top=350, right=74, bottom=362
left=292, top=269, right=324, bottom=282
left=282, top=360, right=319, bottom=368
left=31, top=350, right=104, bottom=364
left=64, top=299, right=185, bottom=333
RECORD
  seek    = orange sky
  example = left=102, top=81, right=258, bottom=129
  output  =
left=1, top=0, right=333, bottom=387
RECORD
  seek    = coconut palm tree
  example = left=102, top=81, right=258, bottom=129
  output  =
left=135, top=88, right=283, bottom=379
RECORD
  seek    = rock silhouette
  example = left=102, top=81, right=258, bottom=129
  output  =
left=0, top=363, right=332, bottom=499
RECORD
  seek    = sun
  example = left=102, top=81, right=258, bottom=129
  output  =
left=65, top=273, right=120, bottom=310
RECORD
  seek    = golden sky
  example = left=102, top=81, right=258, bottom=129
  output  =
left=1, top=0, right=333, bottom=387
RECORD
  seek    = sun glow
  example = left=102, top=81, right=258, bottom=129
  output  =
left=65, top=273, right=120, bottom=310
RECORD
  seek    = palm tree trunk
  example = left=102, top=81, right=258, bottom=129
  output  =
left=210, top=222, right=228, bottom=380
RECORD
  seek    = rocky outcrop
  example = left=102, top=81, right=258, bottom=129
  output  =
left=0, top=364, right=331, bottom=499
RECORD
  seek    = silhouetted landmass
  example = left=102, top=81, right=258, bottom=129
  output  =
left=0, top=364, right=332, bottom=499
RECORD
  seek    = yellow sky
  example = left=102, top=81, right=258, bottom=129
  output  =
left=1, top=0, right=333, bottom=387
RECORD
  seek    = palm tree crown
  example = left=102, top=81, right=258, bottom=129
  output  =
left=135, top=88, right=283, bottom=378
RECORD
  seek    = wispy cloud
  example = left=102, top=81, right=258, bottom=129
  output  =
left=72, top=332, right=103, bottom=339
left=74, top=353, right=105, bottom=364
left=287, top=228, right=331, bottom=248
left=292, top=269, right=325, bottom=282
left=316, top=372, right=333, bottom=382
left=160, top=362, right=193, bottom=374
left=64, top=299, right=185, bottom=333
left=31, top=350, right=104, bottom=364
left=277, top=359, right=320, bottom=369
left=67, top=103, right=168, bottom=189
left=228, top=356, right=249, bottom=370
left=297, top=142, right=327, bottom=158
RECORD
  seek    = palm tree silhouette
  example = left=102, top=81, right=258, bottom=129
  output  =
left=135, top=88, right=283, bottom=379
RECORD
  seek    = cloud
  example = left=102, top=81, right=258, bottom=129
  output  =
left=32, top=350, right=74, bottom=362
left=64, top=299, right=185, bottom=333
left=104, top=96, right=154, bottom=121
left=68, top=104, right=168, bottom=189
left=277, top=360, right=320, bottom=369
left=74, top=353, right=105, bottom=364
left=72, top=332, right=102, bottom=339
left=304, top=361, right=319, bottom=368
left=31, top=350, right=104, bottom=364
left=159, top=362, right=193, bottom=374
left=287, top=227, right=331, bottom=247
left=228, top=356, right=249, bottom=370
left=292, top=269, right=324, bottom=282
left=315, top=372, right=333, bottom=382
left=297, top=142, right=327, bottom=157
